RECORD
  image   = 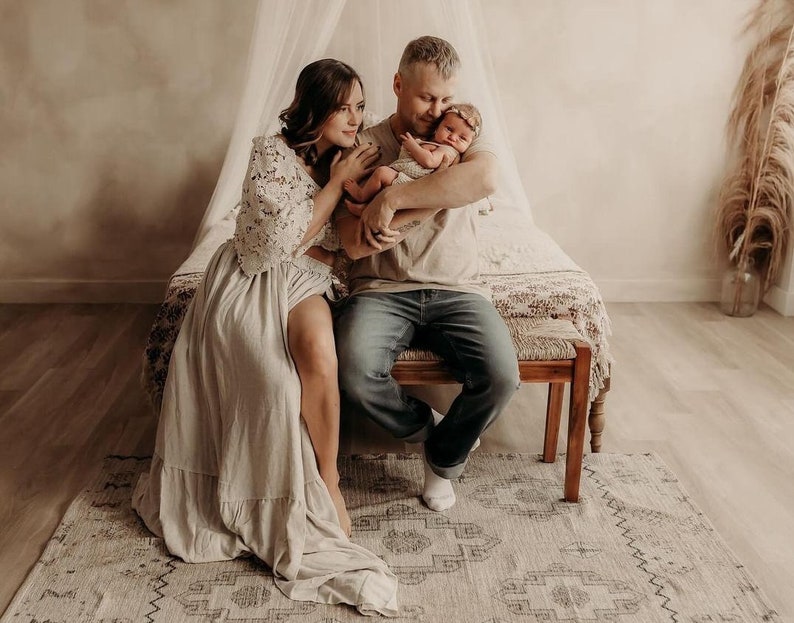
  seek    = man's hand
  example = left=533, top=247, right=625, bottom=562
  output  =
left=358, top=191, right=398, bottom=247
left=355, top=218, right=398, bottom=250
left=360, top=199, right=394, bottom=232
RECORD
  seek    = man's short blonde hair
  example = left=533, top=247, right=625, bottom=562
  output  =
left=398, top=36, right=460, bottom=80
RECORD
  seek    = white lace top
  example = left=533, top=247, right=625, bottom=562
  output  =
left=233, top=135, right=340, bottom=276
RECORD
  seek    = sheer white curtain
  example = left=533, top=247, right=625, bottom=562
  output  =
left=192, top=0, right=346, bottom=247
left=193, top=0, right=533, bottom=250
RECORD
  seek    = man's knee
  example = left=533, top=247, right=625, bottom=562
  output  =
left=336, top=298, right=397, bottom=387
left=337, top=345, right=369, bottom=394
left=480, top=312, right=520, bottom=399
left=492, top=357, right=521, bottom=399
left=336, top=331, right=381, bottom=399
left=475, top=351, right=520, bottom=402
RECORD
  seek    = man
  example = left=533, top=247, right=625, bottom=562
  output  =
left=335, top=36, right=519, bottom=512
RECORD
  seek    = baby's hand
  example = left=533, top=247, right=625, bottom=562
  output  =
left=399, top=132, right=419, bottom=146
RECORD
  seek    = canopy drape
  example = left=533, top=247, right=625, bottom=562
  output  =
left=192, top=0, right=532, bottom=250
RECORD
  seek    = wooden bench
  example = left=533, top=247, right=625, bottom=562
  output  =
left=391, top=317, right=592, bottom=502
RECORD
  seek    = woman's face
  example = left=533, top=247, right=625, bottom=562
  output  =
left=320, top=80, right=365, bottom=149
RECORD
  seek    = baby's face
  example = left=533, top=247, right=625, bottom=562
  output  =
left=433, top=112, right=476, bottom=154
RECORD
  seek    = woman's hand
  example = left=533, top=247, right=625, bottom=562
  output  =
left=330, top=143, right=380, bottom=184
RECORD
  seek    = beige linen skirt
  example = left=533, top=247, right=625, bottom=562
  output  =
left=132, top=240, right=398, bottom=616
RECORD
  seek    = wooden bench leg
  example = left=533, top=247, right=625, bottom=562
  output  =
left=543, top=383, right=564, bottom=463
left=564, top=341, right=592, bottom=502
left=588, top=375, right=610, bottom=453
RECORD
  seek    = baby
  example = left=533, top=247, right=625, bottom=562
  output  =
left=344, top=103, right=482, bottom=206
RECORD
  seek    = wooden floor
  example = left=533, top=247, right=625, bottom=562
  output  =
left=1, top=302, right=793, bottom=620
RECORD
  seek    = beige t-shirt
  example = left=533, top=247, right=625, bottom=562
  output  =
left=340, top=116, right=496, bottom=298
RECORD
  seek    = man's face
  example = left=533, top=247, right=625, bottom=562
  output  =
left=393, top=62, right=457, bottom=137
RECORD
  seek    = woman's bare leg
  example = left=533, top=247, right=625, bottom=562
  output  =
left=288, top=294, right=351, bottom=536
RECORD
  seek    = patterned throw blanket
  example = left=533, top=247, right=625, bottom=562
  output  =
left=142, top=268, right=612, bottom=410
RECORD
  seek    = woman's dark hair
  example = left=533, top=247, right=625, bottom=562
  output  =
left=279, top=59, right=363, bottom=166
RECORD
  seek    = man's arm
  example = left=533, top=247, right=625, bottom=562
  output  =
left=358, top=150, right=497, bottom=235
left=336, top=207, right=440, bottom=260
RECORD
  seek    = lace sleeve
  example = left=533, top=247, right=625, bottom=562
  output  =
left=319, top=221, right=341, bottom=252
left=233, top=136, right=316, bottom=275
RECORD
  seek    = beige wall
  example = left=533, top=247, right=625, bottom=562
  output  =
left=4, top=0, right=787, bottom=306
left=0, top=0, right=257, bottom=301
left=487, top=0, right=758, bottom=302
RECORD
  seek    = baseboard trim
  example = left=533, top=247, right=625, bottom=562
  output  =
left=594, top=278, right=722, bottom=303
left=764, top=284, right=794, bottom=316
left=0, top=280, right=168, bottom=304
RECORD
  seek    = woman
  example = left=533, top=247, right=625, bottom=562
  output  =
left=132, top=59, right=398, bottom=616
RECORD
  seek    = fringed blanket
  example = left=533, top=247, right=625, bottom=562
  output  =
left=142, top=268, right=612, bottom=410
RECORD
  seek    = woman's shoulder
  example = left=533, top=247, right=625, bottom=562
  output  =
left=249, top=134, right=300, bottom=168
left=252, top=133, right=291, bottom=152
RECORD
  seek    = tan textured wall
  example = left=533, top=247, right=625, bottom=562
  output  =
left=486, top=0, right=752, bottom=301
left=0, top=0, right=256, bottom=296
left=0, top=0, right=769, bottom=303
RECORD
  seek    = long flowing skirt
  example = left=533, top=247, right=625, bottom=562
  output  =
left=132, top=241, right=398, bottom=616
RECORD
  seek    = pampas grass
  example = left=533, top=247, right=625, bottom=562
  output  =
left=717, top=0, right=793, bottom=300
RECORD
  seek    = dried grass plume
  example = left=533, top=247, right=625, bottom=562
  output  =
left=716, top=0, right=793, bottom=292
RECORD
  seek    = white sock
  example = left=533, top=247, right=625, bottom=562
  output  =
left=430, top=408, right=480, bottom=451
left=422, top=455, right=456, bottom=512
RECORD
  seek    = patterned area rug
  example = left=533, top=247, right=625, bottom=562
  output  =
left=1, top=453, right=781, bottom=622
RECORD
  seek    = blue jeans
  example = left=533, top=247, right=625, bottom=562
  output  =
left=335, top=289, right=520, bottom=479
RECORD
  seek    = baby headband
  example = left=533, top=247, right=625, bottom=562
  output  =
left=446, top=105, right=481, bottom=137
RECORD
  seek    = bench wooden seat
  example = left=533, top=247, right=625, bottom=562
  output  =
left=391, top=317, right=592, bottom=502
